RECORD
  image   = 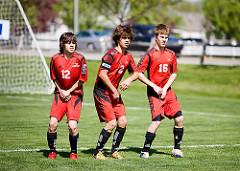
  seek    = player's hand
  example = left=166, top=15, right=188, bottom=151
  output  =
left=153, top=85, right=162, bottom=95
left=120, top=78, right=132, bottom=91
left=63, top=94, right=71, bottom=102
left=112, top=90, right=120, bottom=100
left=59, top=90, right=71, bottom=102
left=160, top=88, right=167, bottom=99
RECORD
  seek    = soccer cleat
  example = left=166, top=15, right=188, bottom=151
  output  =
left=171, top=149, right=183, bottom=158
left=48, top=152, right=57, bottom=159
left=110, top=151, right=124, bottom=159
left=70, top=153, right=78, bottom=160
left=140, top=151, right=149, bottom=159
left=92, top=151, right=108, bottom=160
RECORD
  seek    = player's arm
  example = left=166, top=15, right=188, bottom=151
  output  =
left=99, top=69, right=119, bottom=100
left=138, top=72, right=162, bottom=95
left=120, top=72, right=138, bottom=91
left=68, top=80, right=85, bottom=93
left=160, top=73, right=177, bottom=99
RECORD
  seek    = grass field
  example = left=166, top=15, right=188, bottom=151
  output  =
left=0, top=60, right=240, bottom=170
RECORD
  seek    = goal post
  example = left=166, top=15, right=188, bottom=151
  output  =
left=0, top=0, right=55, bottom=94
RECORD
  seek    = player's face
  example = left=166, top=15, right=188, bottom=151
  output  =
left=64, top=41, right=76, bottom=54
left=118, top=35, right=131, bottom=49
left=155, top=34, right=169, bottom=48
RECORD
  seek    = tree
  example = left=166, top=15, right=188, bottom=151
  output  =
left=202, top=0, right=240, bottom=43
left=56, top=0, right=183, bottom=31
left=19, top=0, right=59, bottom=33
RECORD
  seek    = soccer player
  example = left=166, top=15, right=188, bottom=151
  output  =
left=137, top=24, right=184, bottom=158
left=92, top=25, right=138, bottom=160
left=47, top=32, right=88, bottom=160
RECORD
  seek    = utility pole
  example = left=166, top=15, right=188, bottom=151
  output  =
left=74, top=0, right=79, bottom=34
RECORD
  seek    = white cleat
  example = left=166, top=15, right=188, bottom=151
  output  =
left=171, top=149, right=183, bottom=158
left=140, top=151, right=149, bottom=159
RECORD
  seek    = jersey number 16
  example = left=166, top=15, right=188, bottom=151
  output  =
left=159, top=64, right=168, bottom=73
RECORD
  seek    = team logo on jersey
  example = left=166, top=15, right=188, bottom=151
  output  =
left=82, top=64, right=87, bottom=75
left=102, top=62, right=111, bottom=69
left=72, top=63, right=80, bottom=67
left=166, top=58, right=172, bottom=61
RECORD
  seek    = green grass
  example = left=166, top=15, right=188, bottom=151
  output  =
left=0, top=60, right=240, bottom=170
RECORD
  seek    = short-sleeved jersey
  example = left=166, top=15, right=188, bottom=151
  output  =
left=137, top=47, right=177, bottom=95
left=95, top=48, right=137, bottom=93
left=50, top=52, right=88, bottom=95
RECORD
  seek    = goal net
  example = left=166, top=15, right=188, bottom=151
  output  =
left=0, top=0, right=55, bottom=94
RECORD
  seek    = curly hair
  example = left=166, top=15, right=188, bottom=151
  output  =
left=112, top=25, right=134, bottom=46
left=154, top=24, right=170, bottom=37
left=59, top=32, right=77, bottom=54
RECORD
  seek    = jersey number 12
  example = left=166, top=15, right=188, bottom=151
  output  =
left=62, top=70, right=70, bottom=79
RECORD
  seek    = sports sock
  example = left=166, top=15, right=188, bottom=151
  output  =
left=173, top=127, right=184, bottom=149
left=142, top=131, right=156, bottom=152
left=47, top=132, right=57, bottom=152
left=69, top=133, right=79, bottom=154
left=94, top=128, right=112, bottom=155
left=110, top=126, right=126, bottom=154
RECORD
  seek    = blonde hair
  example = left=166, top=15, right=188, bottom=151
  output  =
left=154, top=24, right=170, bottom=36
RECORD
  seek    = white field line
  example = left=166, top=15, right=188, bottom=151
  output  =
left=2, top=95, right=240, bottom=118
left=0, top=144, right=239, bottom=153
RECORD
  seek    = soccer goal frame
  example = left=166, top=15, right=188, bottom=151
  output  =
left=0, top=0, right=55, bottom=94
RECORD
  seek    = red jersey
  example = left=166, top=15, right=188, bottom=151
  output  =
left=50, top=52, right=88, bottom=95
left=95, top=48, right=137, bottom=92
left=137, top=47, right=177, bottom=95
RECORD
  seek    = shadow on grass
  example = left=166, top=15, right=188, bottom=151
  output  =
left=37, top=147, right=171, bottom=159
left=81, top=147, right=171, bottom=157
left=38, top=149, right=70, bottom=159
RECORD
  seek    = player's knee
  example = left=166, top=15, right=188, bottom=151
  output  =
left=106, top=120, right=117, bottom=130
left=175, top=115, right=183, bottom=123
left=174, top=112, right=183, bottom=126
left=48, top=117, right=58, bottom=132
left=118, top=119, right=127, bottom=127
left=68, top=125, right=77, bottom=134
left=48, top=122, right=57, bottom=133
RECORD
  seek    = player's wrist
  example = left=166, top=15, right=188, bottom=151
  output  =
left=111, top=89, right=118, bottom=94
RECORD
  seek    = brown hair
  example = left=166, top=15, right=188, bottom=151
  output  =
left=154, top=24, right=170, bottom=37
left=59, top=32, right=77, bottom=54
left=112, top=25, right=134, bottom=46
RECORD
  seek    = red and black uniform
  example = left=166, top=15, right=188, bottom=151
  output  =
left=138, top=47, right=181, bottom=120
left=49, top=52, right=88, bottom=122
left=94, top=48, right=137, bottom=122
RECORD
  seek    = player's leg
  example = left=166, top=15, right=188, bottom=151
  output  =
left=47, top=93, right=66, bottom=159
left=93, top=120, right=115, bottom=160
left=140, top=96, right=164, bottom=158
left=172, top=113, right=184, bottom=158
left=94, top=119, right=116, bottom=153
left=67, top=94, right=82, bottom=160
left=140, top=121, right=159, bottom=158
left=47, top=116, right=58, bottom=159
left=164, top=89, right=184, bottom=158
left=93, top=90, right=115, bottom=159
left=173, top=113, right=183, bottom=149
left=110, top=116, right=127, bottom=159
left=109, top=99, right=127, bottom=159
left=68, top=120, right=79, bottom=160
